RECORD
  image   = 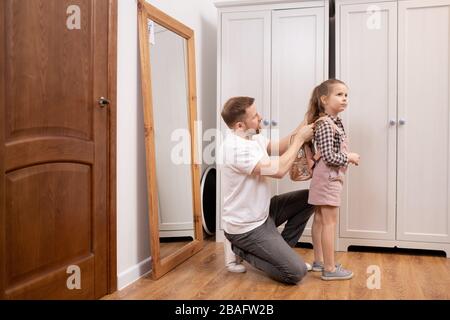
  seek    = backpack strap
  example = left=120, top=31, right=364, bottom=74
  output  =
left=315, top=116, right=340, bottom=134
left=312, top=116, right=342, bottom=161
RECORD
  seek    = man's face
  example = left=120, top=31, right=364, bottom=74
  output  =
left=241, top=103, right=262, bottom=136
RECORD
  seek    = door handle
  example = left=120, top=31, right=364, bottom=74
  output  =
left=98, top=97, right=111, bottom=108
left=399, top=119, right=406, bottom=125
left=271, top=120, right=278, bottom=127
left=263, top=119, right=270, bottom=126
left=389, top=119, right=397, bottom=126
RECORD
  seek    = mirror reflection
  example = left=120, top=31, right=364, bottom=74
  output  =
left=148, top=19, right=195, bottom=260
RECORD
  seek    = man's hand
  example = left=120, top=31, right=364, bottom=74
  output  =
left=295, top=123, right=314, bottom=143
left=269, top=120, right=313, bottom=156
left=347, top=152, right=360, bottom=166
left=255, top=123, right=313, bottom=179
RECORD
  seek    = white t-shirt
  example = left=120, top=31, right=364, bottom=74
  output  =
left=218, top=132, right=271, bottom=234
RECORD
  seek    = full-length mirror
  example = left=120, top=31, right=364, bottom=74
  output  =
left=137, top=0, right=203, bottom=280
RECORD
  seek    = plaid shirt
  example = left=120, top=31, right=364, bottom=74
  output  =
left=314, top=115, right=348, bottom=167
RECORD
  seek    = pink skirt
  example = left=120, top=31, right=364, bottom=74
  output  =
left=308, top=159, right=346, bottom=207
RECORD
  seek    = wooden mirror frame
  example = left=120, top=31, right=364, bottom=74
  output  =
left=137, top=0, right=203, bottom=280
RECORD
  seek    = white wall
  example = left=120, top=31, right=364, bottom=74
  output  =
left=117, top=0, right=218, bottom=289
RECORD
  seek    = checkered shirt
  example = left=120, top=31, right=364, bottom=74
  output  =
left=314, top=115, right=348, bottom=167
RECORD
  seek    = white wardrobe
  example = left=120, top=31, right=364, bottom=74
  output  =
left=215, top=0, right=329, bottom=242
left=335, top=0, right=450, bottom=256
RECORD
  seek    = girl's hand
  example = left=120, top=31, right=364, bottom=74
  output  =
left=347, top=152, right=360, bottom=166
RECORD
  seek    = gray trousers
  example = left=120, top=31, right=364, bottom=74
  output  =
left=224, top=190, right=314, bottom=284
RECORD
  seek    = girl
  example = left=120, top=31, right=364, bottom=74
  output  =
left=306, top=79, right=360, bottom=281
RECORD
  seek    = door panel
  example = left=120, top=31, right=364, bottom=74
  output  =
left=220, top=10, right=271, bottom=136
left=337, top=2, right=397, bottom=240
left=219, top=10, right=271, bottom=231
left=1, top=0, right=111, bottom=299
left=271, top=7, right=325, bottom=236
left=272, top=7, right=325, bottom=194
left=5, top=0, right=93, bottom=141
left=397, top=0, right=450, bottom=243
left=6, top=164, right=91, bottom=281
left=6, top=255, right=95, bottom=300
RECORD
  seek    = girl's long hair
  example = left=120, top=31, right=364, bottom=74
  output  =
left=305, top=79, right=347, bottom=124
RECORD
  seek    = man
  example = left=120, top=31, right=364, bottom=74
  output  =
left=218, top=96, right=315, bottom=284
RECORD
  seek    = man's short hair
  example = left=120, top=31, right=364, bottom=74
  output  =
left=221, top=96, right=255, bottom=128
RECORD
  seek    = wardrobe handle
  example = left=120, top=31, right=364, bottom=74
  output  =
left=263, top=119, right=270, bottom=126
left=389, top=119, right=397, bottom=126
left=271, top=120, right=278, bottom=127
left=399, top=119, right=406, bottom=125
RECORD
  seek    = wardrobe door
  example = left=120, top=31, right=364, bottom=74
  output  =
left=218, top=10, right=271, bottom=232
left=337, top=1, right=397, bottom=240
left=220, top=10, right=271, bottom=136
left=272, top=7, right=325, bottom=193
left=397, top=0, right=450, bottom=243
left=271, top=7, right=325, bottom=237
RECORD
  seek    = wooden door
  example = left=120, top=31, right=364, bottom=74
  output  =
left=337, top=1, right=397, bottom=241
left=0, top=0, right=115, bottom=299
left=271, top=6, right=326, bottom=237
left=397, top=0, right=450, bottom=243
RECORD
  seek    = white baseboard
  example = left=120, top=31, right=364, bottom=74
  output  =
left=117, top=257, right=152, bottom=290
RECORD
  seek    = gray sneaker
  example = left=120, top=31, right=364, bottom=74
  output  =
left=311, top=261, right=341, bottom=272
left=321, top=265, right=353, bottom=281
left=312, top=261, right=324, bottom=272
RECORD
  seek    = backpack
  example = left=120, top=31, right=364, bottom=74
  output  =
left=289, top=117, right=339, bottom=182
left=289, top=141, right=315, bottom=181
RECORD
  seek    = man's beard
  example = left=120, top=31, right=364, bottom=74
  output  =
left=254, top=123, right=261, bottom=135
left=245, top=127, right=259, bottom=138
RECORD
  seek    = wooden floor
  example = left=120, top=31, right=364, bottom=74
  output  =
left=104, top=239, right=450, bottom=300
left=160, top=240, right=191, bottom=260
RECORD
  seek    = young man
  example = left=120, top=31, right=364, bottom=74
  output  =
left=218, top=96, right=315, bottom=284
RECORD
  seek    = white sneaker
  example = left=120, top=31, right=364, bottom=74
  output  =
left=305, top=262, right=312, bottom=272
left=223, top=239, right=246, bottom=273
left=226, top=262, right=247, bottom=273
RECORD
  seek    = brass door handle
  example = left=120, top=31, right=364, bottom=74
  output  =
left=98, top=97, right=110, bottom=108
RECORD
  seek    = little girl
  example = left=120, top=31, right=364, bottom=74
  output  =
left=306, top=79, right=360, bottom=281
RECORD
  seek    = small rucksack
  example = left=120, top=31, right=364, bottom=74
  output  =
left=289, top=117, right=339, bottom=182
left=289, top=142, right=315, bottom=181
